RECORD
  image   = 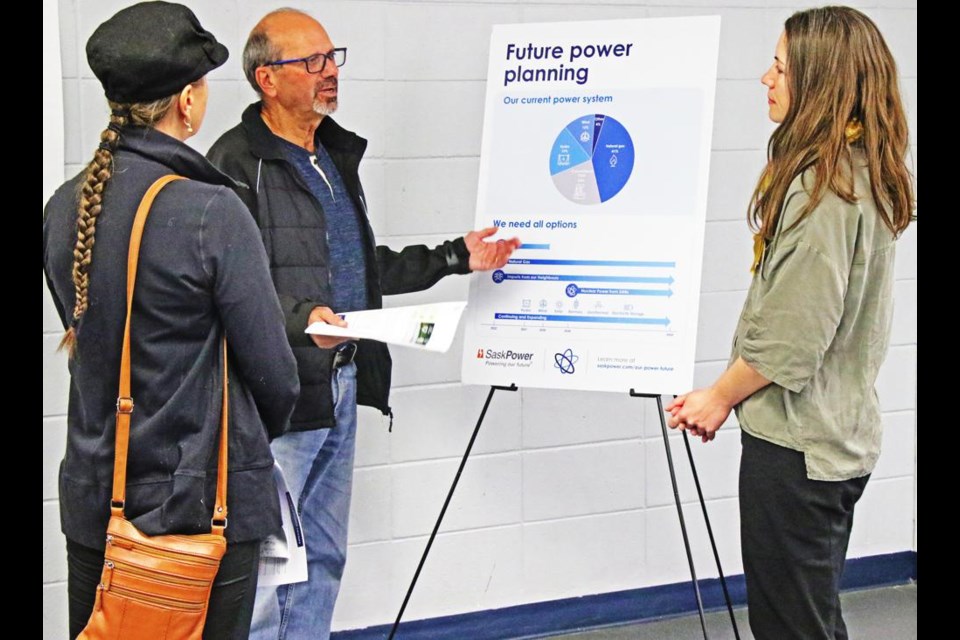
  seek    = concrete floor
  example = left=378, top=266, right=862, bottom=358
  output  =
left=545, top=583, right=917, bottom=640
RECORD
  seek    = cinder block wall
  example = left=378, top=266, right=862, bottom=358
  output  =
left=43, top=0, right=917, bottom=636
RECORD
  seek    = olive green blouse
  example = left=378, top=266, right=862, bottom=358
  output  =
left=732, top=160, right=898, bottom=481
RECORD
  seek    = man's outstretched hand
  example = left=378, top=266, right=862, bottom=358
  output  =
left=465, top=227, right=521, bottom=271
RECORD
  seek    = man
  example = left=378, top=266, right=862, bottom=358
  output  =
left=207, top=8, right=519, bottom=639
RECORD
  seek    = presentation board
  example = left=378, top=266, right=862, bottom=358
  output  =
left=462, top=17, right=721, bottom=394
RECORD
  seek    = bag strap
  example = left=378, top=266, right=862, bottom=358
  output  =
left=111, top=175, right=230, bottom=535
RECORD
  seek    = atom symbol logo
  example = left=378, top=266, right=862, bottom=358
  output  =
left=554, top=348, right=579, bottom=374
left=492, top=270, right=505, bottom=283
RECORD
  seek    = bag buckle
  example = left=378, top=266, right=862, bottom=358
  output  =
left=116, top=397, right=134, bottom=414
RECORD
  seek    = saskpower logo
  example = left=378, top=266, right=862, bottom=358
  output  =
left=477, top=348, right=534, bottom=361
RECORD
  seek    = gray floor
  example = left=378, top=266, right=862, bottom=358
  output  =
left=545, top=583, right=917, bottom=639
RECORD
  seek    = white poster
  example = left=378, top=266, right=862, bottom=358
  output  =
left=462, top=17, right=720, bottom=394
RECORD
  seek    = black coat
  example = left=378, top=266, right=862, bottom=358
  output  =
left=208, top=104, right=471, bottom=430
left=43, top=126, right=299, bottom=549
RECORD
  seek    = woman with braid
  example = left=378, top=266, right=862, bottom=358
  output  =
left=42, top=4, right=298, bottom=638
left=666, top=7, right=914, bottom=639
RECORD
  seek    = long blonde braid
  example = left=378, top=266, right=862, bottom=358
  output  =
left=59, top=95, right=178, bottom=356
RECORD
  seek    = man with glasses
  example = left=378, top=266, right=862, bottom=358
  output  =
left=207, top=8, right=519, bottom=640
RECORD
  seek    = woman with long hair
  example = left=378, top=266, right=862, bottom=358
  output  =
left=667, top=6, right=914, bottom=638
left=42, top=3, right=299, bottom=637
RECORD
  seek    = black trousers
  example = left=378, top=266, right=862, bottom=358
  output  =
left=66, top=537, right=261, bottom=640
left=740, top=431, right=869, bottom=640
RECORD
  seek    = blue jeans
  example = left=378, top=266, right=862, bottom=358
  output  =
left=250, top=362, right=358, bottom=640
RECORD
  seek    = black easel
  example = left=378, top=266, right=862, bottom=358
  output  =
left=388, top=384, right=517, bottom=640
left=629, top=391, right=740, bottom=640
left=388, top=386, right=739, bottom=640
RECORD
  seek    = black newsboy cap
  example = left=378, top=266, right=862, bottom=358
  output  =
left=86, top=1, right=228, bottom=103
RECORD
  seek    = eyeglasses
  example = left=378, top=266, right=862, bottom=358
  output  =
left=265, top=48, right=347, bottom=74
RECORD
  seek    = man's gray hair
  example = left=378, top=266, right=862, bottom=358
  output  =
left=242, top=8, right=311, bottom=96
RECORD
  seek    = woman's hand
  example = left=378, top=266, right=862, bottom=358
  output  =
left=666, top=388, right=734, bottom=442
left=665, top=357, right=772, bottom=443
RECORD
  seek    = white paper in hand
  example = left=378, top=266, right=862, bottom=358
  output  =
left=306, top=301, right=467, bottom=352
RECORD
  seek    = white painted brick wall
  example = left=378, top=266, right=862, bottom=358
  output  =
left=391, top=453, right=523, bottom=536
left=850, top=477, right=916, bottom=556
left=389, top=385, right=522, bottom=461
left=644, top=428, right=742, bottom=508
left=701, top=221, right=754, bottom=293
left=43, top=584, right=69, bottom=640
left=521, top=388, right=643, bottom=448
left=523, top=441, right=645, bottom=521
left=519, top=3, right=650, bottom=24
left=349, top=466, right=395, bottom=544
left=522, top=511, right=646, bottom=601
left=393, top=525, right=527, bottom=619
left=383, top=158, right=481, bottom=235
left=384, top=81, right=487, bottom=158
left=696, top=291, right=748, bottom=361
left=333, top=541, right=403, bottom=629
left=335, top=81, right=388, bottom=158
left=707, top=150, right=767, bottom=221
left=43, top=1, right=917, bottom=636
left=386, top=3, right=520, bottom=80
left=645, top=497, right=743, bottom=584
left=355, top=406, right=392, bottom=466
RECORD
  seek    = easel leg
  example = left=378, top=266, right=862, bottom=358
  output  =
left=682, top=430, right=741, bottom=639
left=388, top=384, right=517, bottom=640
left=632, top=390, right=709, bottom=639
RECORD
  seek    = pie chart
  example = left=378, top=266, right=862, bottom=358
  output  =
left=549, top=114, right=634, bottom=205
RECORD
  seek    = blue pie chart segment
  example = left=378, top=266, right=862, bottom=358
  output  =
left=549, top=128, right=592, bottom=176
left=551, top=114, right=634, bottom=205
left=566, top=115, right=598, bottom=156
left=592, top=116, right=634, bottom=202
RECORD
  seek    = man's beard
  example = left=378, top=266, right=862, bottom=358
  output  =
left=313, top=96, right=338, bottom=116
left=313, top=82, right=339, bottom=116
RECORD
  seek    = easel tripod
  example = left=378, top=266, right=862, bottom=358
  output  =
left=388, top=386, right=741, bottom=640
